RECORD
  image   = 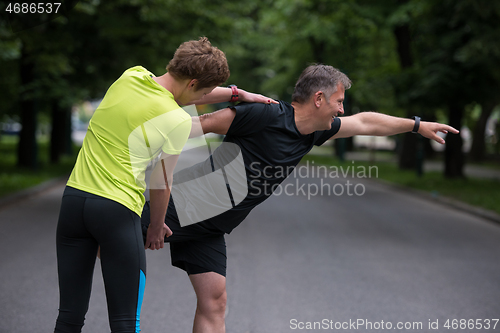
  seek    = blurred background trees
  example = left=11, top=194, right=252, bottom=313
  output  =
left=1, top=0, right=499, bottom=178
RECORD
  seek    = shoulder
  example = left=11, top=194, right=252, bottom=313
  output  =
left=123, top=66, right=151, bottom=76
left=232, top=100, right=287, bottom=122
left=117, top=66, right=156, bottom=87
left=226, top=101, right=286, bottom=136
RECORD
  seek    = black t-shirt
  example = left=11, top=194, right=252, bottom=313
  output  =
left=167, top=101, right=341, bottom=234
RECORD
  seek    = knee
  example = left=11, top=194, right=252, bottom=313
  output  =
left=198, top=290, right=227, bottom=318
left=216, top=291, right=227, bottom=314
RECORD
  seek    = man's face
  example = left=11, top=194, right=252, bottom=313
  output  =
left=317, top=83, right=345, bottom=130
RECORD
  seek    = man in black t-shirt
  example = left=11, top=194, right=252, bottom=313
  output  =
left=141, top=65, right=458, bottom=332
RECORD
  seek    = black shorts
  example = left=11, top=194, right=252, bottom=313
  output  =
left=141, top=201, right=227, bottom=277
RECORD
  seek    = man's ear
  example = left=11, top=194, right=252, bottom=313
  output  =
left=188, top=79, right=198, bottom=90
left=314, top=91, right=323, bottom=108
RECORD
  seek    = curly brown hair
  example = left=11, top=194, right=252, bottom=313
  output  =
left=166, top=37, right=230, bottom=90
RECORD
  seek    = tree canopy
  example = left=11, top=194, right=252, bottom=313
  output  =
left=1, top=0, right=499, bottom=176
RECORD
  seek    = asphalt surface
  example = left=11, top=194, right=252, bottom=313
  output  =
left=1, top=173, right=500, bottom=333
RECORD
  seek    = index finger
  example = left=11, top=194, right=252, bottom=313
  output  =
left=447, top=125, right=459, bottom=134
left=439, top=124, right=459, bottom=134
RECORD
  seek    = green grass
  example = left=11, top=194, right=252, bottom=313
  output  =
left=301, top=153, right=500, bottom=215
left=0, top=136, right=79, bottom=198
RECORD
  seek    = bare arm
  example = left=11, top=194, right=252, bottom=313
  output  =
left=331, top=112, right=459, bottom=144
left=189, top=107, right=237, bottom=138
left=188, top=87, right=278, bottom=105
left=145, top=152, right=179, bottom=250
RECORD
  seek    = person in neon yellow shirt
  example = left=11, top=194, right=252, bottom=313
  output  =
left=54, top=37, right=276, bottom=333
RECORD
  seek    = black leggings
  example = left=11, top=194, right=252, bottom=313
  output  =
left=55, top=187, right=146, bottom=333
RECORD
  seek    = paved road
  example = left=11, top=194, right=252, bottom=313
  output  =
left=1, top=173, right=499, bottom=332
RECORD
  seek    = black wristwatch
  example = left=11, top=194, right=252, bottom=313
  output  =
left=411, top=116, right=420, bottom=133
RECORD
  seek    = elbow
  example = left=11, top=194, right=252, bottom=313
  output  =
left=356, top=112, right=387, bottom=136
left=198, top=114, right=213, bottom=134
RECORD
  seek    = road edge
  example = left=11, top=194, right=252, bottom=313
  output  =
left=368, top=177, right=500, bottom=226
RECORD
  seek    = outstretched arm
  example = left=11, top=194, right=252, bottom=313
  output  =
left=330, top=112, right=459, bottom=144
left=189, top=107, right=236, bottom=138
left=188, top=87, right=278, bottom=106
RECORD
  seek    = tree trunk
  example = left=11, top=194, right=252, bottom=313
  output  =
left=308, top=37, right=325, bottom=64
left=398, top=131, right=418, bottom=170
left=393, top=24, right=413, bottom=68
left=469, top=101, right=496, bottom=162
left=50, top=101, right=66, bottom=163
left=64, top=106, right=73, bottom=156
left=394, top=20, right=418, bottom=170
left=444, top=104, right=465, bottom=178
left=17, top=49, right=38, bottom=170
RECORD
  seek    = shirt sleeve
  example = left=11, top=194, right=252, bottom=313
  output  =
left=226, top=102, right=278, bottom=137
left=161, top=117, right=192, bottom=155
left=313, top=117, right=342, bottom=146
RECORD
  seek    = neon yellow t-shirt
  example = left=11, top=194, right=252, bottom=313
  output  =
left=67, top=66, right=191, bottom=216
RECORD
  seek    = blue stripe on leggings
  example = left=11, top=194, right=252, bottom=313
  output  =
left=136, top=269, right=146, bottom=333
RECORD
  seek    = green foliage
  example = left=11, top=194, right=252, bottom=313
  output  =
left=0, top=136, right=79, bottom=197
left=1, top=0, right=500, bottom=175
left=402, top=0, right=500, bottom=108
left=3, top=0, right=497, bottom=112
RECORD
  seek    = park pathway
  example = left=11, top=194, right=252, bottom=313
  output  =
left=1, top=172, right=499, bottom=332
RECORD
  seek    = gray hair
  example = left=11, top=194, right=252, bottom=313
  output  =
left=292, top=64, right=351, bottom=103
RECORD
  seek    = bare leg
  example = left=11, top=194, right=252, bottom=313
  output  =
left=189, top=272, right=227, bottom=333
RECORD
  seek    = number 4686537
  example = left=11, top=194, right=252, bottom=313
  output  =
left=444, top=319, right=498, bottom=330
left=5, top=3, right=61, bottom=14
